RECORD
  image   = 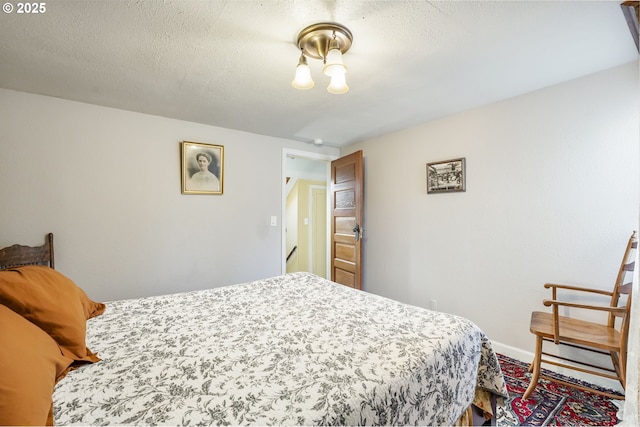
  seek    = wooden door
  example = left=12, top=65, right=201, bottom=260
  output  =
left=330, top=150, right=363, bottom=289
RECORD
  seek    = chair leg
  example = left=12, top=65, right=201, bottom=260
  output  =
left=611, top=350, right=626, bottom=390
left=523, top=336, right=543, bottom=400
left=620, top=351, right=626, bottom=390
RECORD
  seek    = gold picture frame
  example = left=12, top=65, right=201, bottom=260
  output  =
left=181, top=141, right=224, bottom=195
left=426, top=157, right=466, bottom=194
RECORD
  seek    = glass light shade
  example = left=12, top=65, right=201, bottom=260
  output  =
left=327, top=73, right=349, bottom=94
left=291, top=55, right=314, bottom=90
left=323, top=47, right=347, bottom=77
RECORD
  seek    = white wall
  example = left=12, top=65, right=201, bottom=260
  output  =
left=0, top=61, right=638, bottom=387
left=0, top=89, right=339, bottom=301
left=342, top=62, right=639, bottom=359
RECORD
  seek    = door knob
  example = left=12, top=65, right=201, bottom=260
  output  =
left=353, top=224, right=360, bottom=242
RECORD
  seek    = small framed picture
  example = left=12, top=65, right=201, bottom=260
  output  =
left=181, top=141, right=224, bottom=195
left=426, top=157, right=466, bottom=194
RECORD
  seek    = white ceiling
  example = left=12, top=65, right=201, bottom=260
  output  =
left=0, top=1, right=637, bottom=148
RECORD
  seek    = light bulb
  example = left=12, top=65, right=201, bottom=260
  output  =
left=291, top=54, right=314, bottom=90
left=327, top=73, right=349, bottom=94
left=323, top=39, right=347, bottom=77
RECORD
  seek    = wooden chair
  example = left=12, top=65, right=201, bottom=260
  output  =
left=523, top=231, right=638, bottom=400
left=0, top=233, right=55, bottom=270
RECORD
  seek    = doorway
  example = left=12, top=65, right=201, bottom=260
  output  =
left=282, top=149, right=337, bottom=277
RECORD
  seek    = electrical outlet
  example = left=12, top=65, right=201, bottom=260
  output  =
left=430, top=299, right=438, bottom=311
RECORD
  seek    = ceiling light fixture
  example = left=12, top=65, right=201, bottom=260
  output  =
left=291, top=22, right=353, bottom=94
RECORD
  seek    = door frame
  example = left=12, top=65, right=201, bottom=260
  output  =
left=281, top=148, right=338, bottom=276
left=308, top=184, right=327, bottom=275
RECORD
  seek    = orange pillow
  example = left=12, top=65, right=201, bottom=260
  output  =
left=0, top=265, right=105, bottom=362
left=0, top=304, right=74, bottom=426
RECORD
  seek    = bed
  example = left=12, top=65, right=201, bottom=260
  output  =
left=0, top=234, right=508, bottom=426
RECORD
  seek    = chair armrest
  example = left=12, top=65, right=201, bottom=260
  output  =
left=543, top=299, right=627, bottom=315
left=544, top=283, right=613, bottom=297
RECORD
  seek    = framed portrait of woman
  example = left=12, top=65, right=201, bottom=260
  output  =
left=181, top=141, right=224, bottom=195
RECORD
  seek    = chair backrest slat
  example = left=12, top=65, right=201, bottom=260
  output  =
left=609, top=231, right=637, bottom=330
left=619, top=282, right=633, bottom=295
left=624, top=261, right=635, bottom=272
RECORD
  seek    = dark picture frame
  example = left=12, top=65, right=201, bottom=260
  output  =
left=426, top=157, right=466, bottom=194
left=181, top=141, right=224, bottom=195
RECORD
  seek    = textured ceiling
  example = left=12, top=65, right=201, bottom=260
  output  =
left=0, top=1, right=637, bottom=147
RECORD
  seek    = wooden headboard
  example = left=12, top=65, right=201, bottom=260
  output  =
left=0, top=233, right=55, bottom=270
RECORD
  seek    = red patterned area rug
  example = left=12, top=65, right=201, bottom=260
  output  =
left=496, top=353, right=623, bottom=426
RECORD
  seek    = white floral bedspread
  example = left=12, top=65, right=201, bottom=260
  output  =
left=53, top=272, right=507, bottom=426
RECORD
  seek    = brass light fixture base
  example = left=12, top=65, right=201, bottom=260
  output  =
left=296, top=22, right=353, bottom=60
